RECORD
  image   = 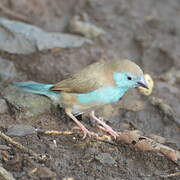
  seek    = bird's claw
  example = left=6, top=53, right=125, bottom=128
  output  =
left=82, top=129, right=95, bottom=139
left=98, top=125, right=119, bottom=139
left=72, top=126, right=96, bottom=139
left=90, top=111, right=119, bottom=139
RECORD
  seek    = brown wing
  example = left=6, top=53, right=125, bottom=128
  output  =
left=51, top=60, right=115, bottom=93
left=51, top=59, right=143, bottom=93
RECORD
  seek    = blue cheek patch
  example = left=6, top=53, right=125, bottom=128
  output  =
left=113, top=72, right=141, bottom=89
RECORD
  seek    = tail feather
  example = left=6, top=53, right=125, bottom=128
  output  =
left=12, top=81, right=60, bottom=100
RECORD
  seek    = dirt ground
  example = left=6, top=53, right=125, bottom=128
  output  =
left=0, top=0, right=180, bottom=179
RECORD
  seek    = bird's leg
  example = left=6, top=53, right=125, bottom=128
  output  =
left=65, top=109, right=94, bottom=139
left=90, top=111, right=119, bottom=138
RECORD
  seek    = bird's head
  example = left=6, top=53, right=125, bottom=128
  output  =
left=112, top=59, right=148, bottom=90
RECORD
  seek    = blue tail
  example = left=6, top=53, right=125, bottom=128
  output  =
left=12, top=81, right=60, bottom=100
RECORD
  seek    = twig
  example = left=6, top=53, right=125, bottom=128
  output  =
left=0, top=166, right=15, bottom=180
left=37, top=129, right=113, bottom=142
left=159, top=171, right=180, bottom=178
left=38, top=130, right=75, bottom=136
left=0, top=131, right=46, bottom=161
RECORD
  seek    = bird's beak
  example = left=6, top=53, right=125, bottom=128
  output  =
left=137, top=76, right=148, bottom=89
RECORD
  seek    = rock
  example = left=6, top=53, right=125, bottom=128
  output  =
left=150, top=97, right=175, bottom=119
left=0, top=58, right=18, bottom=82
left=0, top=145, right=11, bottom=150
left=3, top=85, right=52, bottom=120
left=68, top=16, right=105, bottom=39
left=0, top=18, right=92, bottom=54
left=143, top=48, right=174, bottom=75
left=95, top=153, right=116, bottom=165
left=0, top=98, right=8, bottom=114
left=162, top=68, right=180, bottom=85
left=6, top=124, right=36, bottom=137
left=34, top=166, right=56, bottom=179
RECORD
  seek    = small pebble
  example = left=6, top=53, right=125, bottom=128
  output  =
left=6, top=124, right=37, bottom=137
left=95, top=153, right=116, bottom=165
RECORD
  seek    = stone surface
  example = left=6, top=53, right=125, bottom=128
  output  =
left=3, top=85, right=52, bottom=120
left=95, top=153, right=116, bottom=165
left=0, top=18, right=92, bottom=54
left=0, top=98, right=8, bottom=114
left=0, top=58, right=18, bottom=82
left=6, top=124, right=37, bottom=137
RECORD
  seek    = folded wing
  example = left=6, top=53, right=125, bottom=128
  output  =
left=51, top=60, right=115, bottom=93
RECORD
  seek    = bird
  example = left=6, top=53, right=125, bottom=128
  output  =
left=12, top=59, right=148, bottom=139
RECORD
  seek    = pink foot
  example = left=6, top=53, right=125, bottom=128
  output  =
left=98, top=124, right=119, bottom=139
left=90, top=111, right=119, bottom=139
left=66, top=110, right=96, bottom=139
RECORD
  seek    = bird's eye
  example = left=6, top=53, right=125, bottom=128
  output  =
left=127, top=76, right=132, bottom=80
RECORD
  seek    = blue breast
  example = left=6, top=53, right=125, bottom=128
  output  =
left=76, top=86, right=127, bottom=105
